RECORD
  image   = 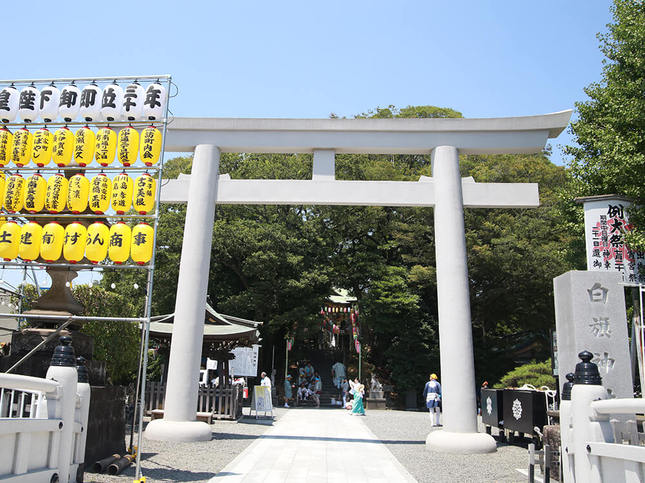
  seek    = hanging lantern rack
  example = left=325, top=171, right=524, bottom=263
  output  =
left=0, top=212, right=157, bottom=220
left=0, top=120, right=166, bottom=129
left=0, top=261, right=151, bottom=270
left=0, top=312, right=148, bottom=323
left=0, top=74, right=172, bottom=482
left=0, top=75, right=171, bottom=86
left=0, top=166, right=162, bottom=172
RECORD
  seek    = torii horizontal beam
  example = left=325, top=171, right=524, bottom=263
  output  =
left=161, top=176, right=540, bottom=208
left=164, top=111, right=571, bottom=155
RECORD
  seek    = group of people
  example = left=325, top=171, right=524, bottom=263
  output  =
left=283, top=360, right=323, bottom=408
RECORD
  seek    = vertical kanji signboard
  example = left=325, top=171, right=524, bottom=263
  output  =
left=581, top=195, right=644, bottom=284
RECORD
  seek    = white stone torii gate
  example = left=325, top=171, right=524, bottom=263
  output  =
left=144, top=111, right=572, bottom=453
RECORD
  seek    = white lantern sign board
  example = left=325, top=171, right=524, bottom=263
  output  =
left=123, top=82, right=145, bottom=121
left=39, top=84, right=60, bottom=122
left=59, top=84, right=80, bottom=122
left=80, top=83, right=102, bottom=122
left=581, top=196, right=645, bottom=284
left=0, top=85, right=19, bottom=123
left=18, top=85, right=39, bottom=122
left=143, top=82, right=167, bottom=120
left=101, top=83, right=124, bottom=122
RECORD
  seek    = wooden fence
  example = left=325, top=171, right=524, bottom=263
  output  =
left=144, top=382, right=243, bottom=420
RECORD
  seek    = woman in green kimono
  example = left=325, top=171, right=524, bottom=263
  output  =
left=349, top=380, right=365, bottom=416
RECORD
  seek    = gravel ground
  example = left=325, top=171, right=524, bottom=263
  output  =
left=87, top=407, right=287, bottom=483
left=362, top=410, right=528, bottom=483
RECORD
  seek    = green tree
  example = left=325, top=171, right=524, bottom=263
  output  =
left=74, top=285, right=141, bottom=384
left=565, top=0, right=645, bottom=250
left=493, top=359, right=556, bottom=389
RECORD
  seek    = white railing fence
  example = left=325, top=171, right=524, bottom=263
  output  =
left=561, top=382, right=645, bottom=482
left=0, top=364, right=91, bottom=483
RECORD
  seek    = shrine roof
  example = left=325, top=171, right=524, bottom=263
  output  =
left=148, top=304, right=262, bottom=342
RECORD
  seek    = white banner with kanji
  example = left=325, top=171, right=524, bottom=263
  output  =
left=582, top=198, right=644, bottom=284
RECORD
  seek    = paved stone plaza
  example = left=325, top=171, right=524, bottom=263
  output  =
left=91, top=408, right=527, bottom=482
left=210, top=408, right=416, bottom=482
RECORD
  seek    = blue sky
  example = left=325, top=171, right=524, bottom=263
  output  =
left=3, top=0, right=613, bottom=165
left=0, top=0, right=615, bottom=290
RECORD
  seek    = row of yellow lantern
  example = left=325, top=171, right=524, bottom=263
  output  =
left=0, top=172, right=156, bottom=215
left=0, top=220, right=154, bottom=264
left=0, top=125, right=162, bottom=168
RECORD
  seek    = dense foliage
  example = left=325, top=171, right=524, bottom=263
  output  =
left=565, top=0, right=645, bottom=250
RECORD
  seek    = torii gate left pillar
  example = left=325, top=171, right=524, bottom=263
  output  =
left=144, top=112, right=572, bottom=452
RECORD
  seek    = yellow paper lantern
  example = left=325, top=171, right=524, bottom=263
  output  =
left=74, top=126, right=95, bottom=167
left=19, top=221, right=42, bottom=261
left=23, top=173, right=46, bottom=213
left=139, top=126, right=162, bottom=166
left=133, top=173, right=156, bottom=214
left=0, top=127, right=14, bottom=167
left=52, top=127, right=75, bottom=167
left=12, top=128, right=32, bottom=167
left=85, top=222, right=109, bottom=264
left=63, top=222, right=87, bottom=263
left=131, top=223, right=154, bottom=265
left=0, top=221, right=20, bottom=260
left=45, top=173, right=68, bottom=213
left=40, top=222, right=64, bottom=262
left=108, top=222, right=131, bottom=264
left=95, top=127, right=116, bottom=166
left=67, top=173, right=90, bottom=214
left=111, top=172, right=133, bottom=214
left=4, top=174, right=25, bottom=212
left=89, top=173, right=112, bottom=214
left=31, top=128, right=53, bottom=167
left=117, top=126, right=139, bottom=167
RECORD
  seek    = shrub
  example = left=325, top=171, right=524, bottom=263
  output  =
left=493, top=359, right=556, bottom=389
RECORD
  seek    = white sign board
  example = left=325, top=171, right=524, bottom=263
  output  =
left=205, top=345, right=260, bottom=377
left=254, top=385, right=272, bottom=412
left=582, top=198, right=644, bottom=284
left=229, top=345, right=260, bottom=377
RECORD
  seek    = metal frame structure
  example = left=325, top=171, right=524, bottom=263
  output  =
left=0, top=74, right=172, bottom=481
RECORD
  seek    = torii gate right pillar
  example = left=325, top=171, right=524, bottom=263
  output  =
left=426, top=146, right=497, bottom=453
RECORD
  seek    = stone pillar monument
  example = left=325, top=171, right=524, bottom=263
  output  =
left=426, top=146, right=496, bottom=453
left=145, top=144, right=221, bottom=442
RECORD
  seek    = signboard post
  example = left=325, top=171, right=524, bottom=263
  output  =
left=253, top=385, right=273, bottom=419
left=579, top=195, right=644, bottom=284
left=578, top=195, right=645, bottom=391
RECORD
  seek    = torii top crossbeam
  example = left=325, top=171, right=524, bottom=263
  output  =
left=164, top=111, right=571, bottom=154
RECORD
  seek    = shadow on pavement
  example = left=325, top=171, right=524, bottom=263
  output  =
left=259, top=434, right=424, bottom=445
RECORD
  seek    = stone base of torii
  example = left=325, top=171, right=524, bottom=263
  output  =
left=144, top=112, right=571, bottom=453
